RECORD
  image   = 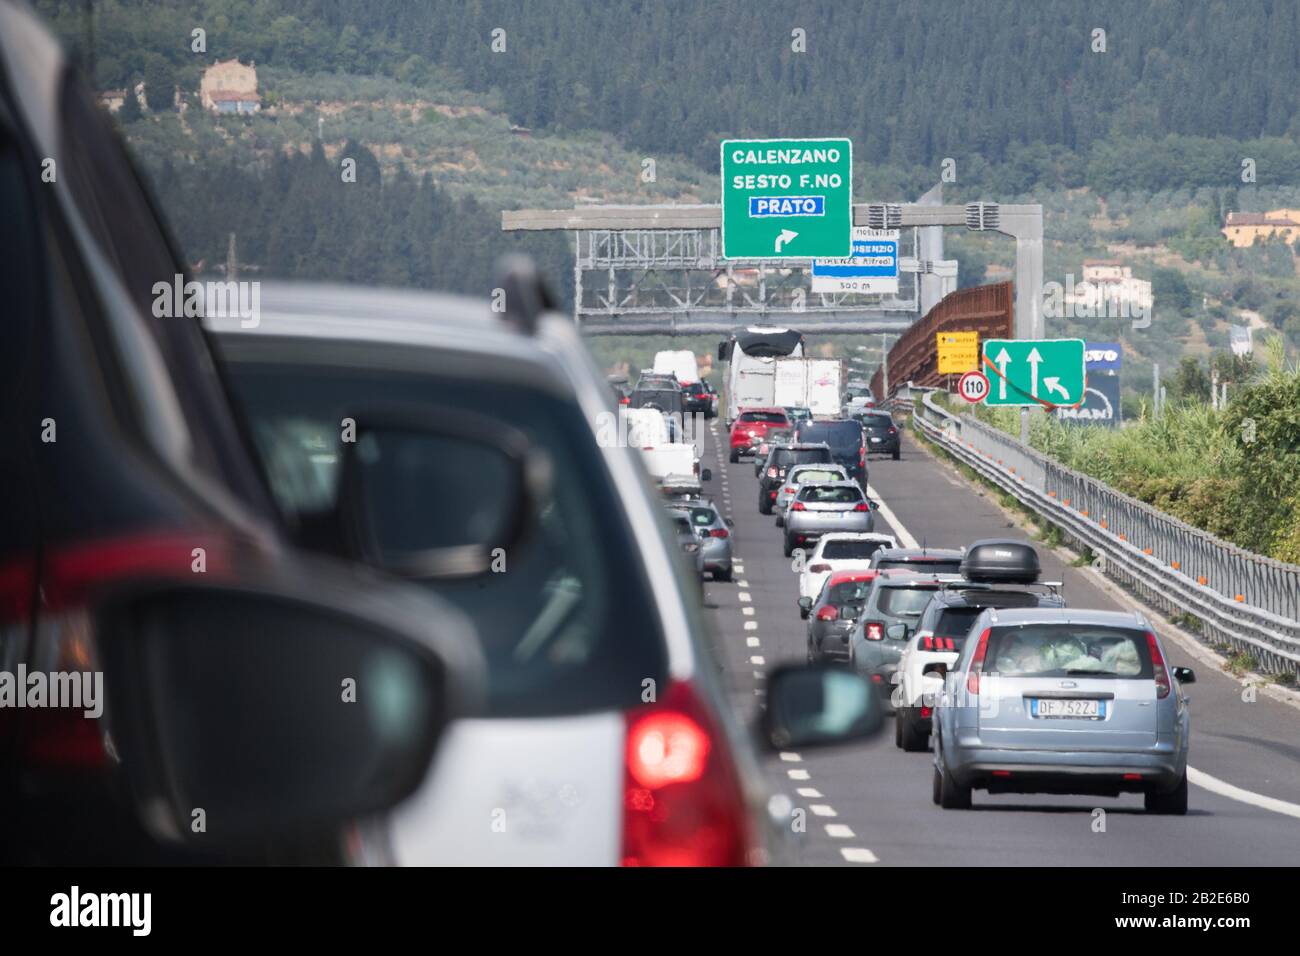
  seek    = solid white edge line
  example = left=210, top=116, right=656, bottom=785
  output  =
left=1188, top=766, right=1300, bottom=820
left=866, top=483, right=918, bottom=549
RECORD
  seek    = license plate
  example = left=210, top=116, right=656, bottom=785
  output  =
left=870, top=436, right=882, bottom=443
left=1031, top=698, right=1103, bottom=719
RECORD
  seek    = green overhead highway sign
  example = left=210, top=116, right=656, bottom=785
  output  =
left=981, top=338, right=1086, bottom=408
left=720, top=137, right=852, bottom=259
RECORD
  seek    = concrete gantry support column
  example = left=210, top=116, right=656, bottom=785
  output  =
left=995, top=206, right=1045, bottom=340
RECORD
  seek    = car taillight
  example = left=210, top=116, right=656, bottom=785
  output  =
left=920, top=706, right=932, bottom=718
left=1146, top=631, right=1171, bottom=699
left=865, top=622, right=883, bottom=641
left=791, top=502, right=806, bottom=512
left=620, top=397, right=630, bottom=405
left=888, top=427, right=897, bottom=434
left=710, top=528, right=729, bottom=538
left=8, top=530, right=238, bottom=770
left=967, top=627, right=991, bottom=694
left=769, top=490, right=778, bottom=500
left=783, top=487, right=795, bottom=495
left=815, top=605, right=839, bottom=622
left=808, top=563, right=831, bottom=573
left=921, top=635, right=957, bottom=651
left=623, top=681, right=752, bottom=866
left=852, top=502, right=869, bottom=512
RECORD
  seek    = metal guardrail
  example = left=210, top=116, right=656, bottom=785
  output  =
left=895, top=388, right=1300, bottom=677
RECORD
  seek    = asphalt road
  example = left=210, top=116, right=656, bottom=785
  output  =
left=698, top=417, right=1300, bottom=866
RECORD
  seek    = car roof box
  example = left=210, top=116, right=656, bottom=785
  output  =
left=960, top=539, right=1040, bottom=583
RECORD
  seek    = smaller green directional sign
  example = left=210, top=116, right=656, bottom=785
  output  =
left=981, top=338, right=1086, bottom=407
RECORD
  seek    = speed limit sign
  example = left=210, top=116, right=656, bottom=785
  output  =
left=957, top=370, right=990, bottom=404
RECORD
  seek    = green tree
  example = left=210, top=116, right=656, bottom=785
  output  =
left=142, top=54, right=175, bottom=112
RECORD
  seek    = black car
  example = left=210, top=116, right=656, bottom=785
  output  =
left=682, top=380, right=715, bottom=417
left=757, top=443, right=834, bottom=514
left=629, top=384, right=684, bottom=416
left=0, top=6, right=484, bottom=865
left=856, top=410, right=901, bottom=460
left=795, top=419, right=868, bottom=486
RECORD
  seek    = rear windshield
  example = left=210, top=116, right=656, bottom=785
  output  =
left=775, top=447, right=833, bottom=467
left=984, top=625, right=1153, bottom=678
left=934, top=607, right=983, bottom=642
left=630, top=389, right=682, bottom=412
left=798, top=421, right=864, bottom=448
left=798, top=485, right=863, bottom=504
left=875, top=558, right=963, bottom=574
left=860, top=414, right=894, bottom=430
left=877, top=586, right=940, bottom=618
left=822, top=539, right=887, bottom=560
left=739, top=411, right=788, bottom=424
left=224, top=357, right=668, bottom=718
left=793, top=469, right=842, bottom=484
left=827, top=579, right=875, bottom=605
left=687, top=507, right=717, bottom=526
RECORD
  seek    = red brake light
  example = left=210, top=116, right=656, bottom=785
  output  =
left=920, top=705, right=932, bottom=718
left=622, top=682, right=751, bottom=866
left=791, top=502, right=806, bottom=512
left=967, top=627, right=991, bottom=694
left=865, top=622, right=883, bottom=641
left=783, top=487, right=795, bottom=494
left=852, top=502, right=869, bottom=512
left=888, top=427, right=897, bottom=434
left=808, top=563, right=831, bottom=573
left=710, top=528, right=729, bottom=538
left=815, top=605, right=839, bottom=622
left=1146, top=631, right=1170, bottom=699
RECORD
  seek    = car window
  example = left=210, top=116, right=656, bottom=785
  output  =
left=671, top=514, right=693, bottom=533
left=793, top=469, right=840, bottom=484
left=877, top=586, right=940, bottom=618
left=687, top=507, right=716, bottom=526
left=799, top=422, right=863, bottom=448
left=798, top=485, right=863, bottom=503
left=934, top=607, right=983, bottom=641
left=224, top=357, right=668, bottom=717
left=822, top=539, right=886, bottom=560
left=827, top=579, right=874, bottom=604
left=985, top=625, right=1153, bottom=678
left=777, top=448, right=832, bottom=467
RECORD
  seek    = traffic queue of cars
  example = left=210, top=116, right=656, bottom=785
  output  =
left=0, top=5, right=889, bottom=867
left=729, top=401, right=1195, bottom=816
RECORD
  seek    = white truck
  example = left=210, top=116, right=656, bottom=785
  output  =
left=774, top=357, right=845, bottom=418
left=718, top=327, right=805, bottom=424
left=652, top=350, right=700, bottom=385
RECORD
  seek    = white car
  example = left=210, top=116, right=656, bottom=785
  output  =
left=796, top=532, right=897, bottom=616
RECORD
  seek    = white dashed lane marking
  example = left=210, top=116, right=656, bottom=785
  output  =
left=787, top=769, right=810, bottom=780
left=824, top=824, right=855, bottom=839
left=744, top=621, right=758, bottom=630
left=779, top=752, right=802, bottom=762
left=810, top=804, right=837, bottom=817
left=796, top=787, right=823, bottom=798
left=841, top=847, right=879, bottom=864
left=746, top=636, right=760, bottom=647
left=750, top=655, right=766, bottom=665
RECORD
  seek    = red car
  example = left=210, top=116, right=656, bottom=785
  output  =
left=729, top=408, right=792, bottom=462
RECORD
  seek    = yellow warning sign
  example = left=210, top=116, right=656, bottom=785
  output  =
left=937, top=331, right=979, bottom=375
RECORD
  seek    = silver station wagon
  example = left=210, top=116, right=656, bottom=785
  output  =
left=932, top=607, right=1195, bottom=814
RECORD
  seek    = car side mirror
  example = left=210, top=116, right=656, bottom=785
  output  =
left=336, top=405, right=551, bottom=578
left=701, top=467, right=713, bottom=482
left=1171, top=666, right=1196, bottom=684
left=887, top=623, right=908, bottom=640
left=797, top=596, right=813, bottom=619
left=760, top=664, right=884, bottom=751
left=98, top=571, right=483, bottom=851
left=870, top=501, right=881, bottom=511
left=725, top=517, right=735, bottom=528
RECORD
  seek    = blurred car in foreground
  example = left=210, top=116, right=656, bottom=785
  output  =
left=0, top=3, right=487, bottom=865
left=932, top=607, right=1194, bottom=814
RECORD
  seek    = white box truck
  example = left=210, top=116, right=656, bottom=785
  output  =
left=774, top=357, right=845, bottom=418
left=652, top=350, right=700, bottom=385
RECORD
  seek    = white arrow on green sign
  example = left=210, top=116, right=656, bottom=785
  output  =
left=720, top=138, right=852, bottom=259
left=981, top=338, right=1086, bottom=407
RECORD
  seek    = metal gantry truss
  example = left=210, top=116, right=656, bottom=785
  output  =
left=570, top=225, right=922, bottom=334
left=502, top=195, right=1042, bottom=337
